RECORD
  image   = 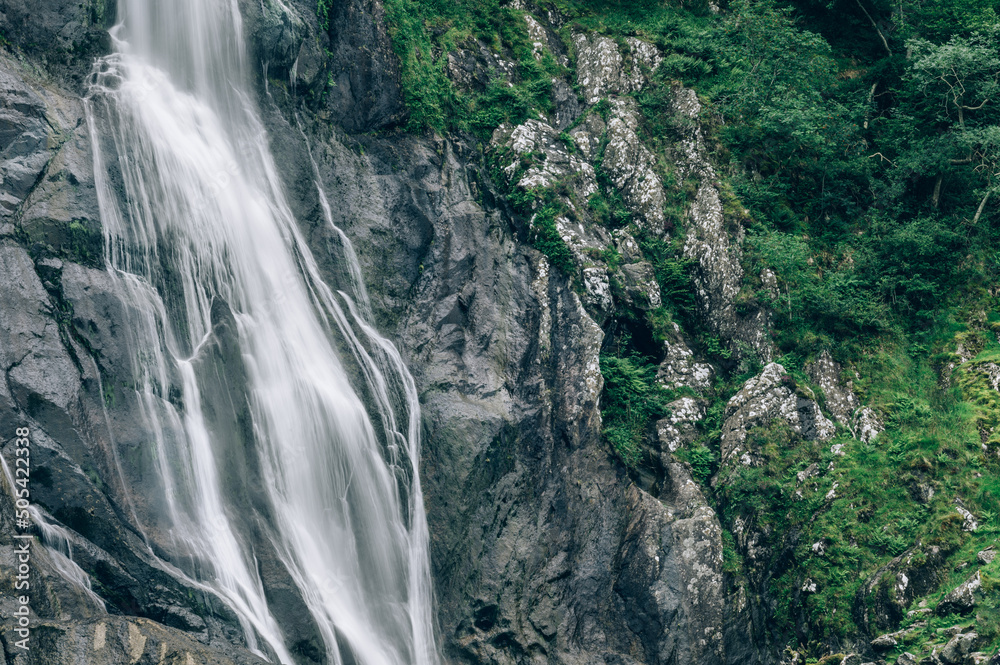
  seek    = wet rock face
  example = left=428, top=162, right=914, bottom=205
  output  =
left=311, top=0, right=406, bottom=131
left=290, top=119, right=726, bottom=665
left=0, top=0, right=113, bottom=84
left=0, top=55, right=102, bottom=265
left=0, top=51, right=288, bottom=664
left=0, top=614, right=268, bottom=665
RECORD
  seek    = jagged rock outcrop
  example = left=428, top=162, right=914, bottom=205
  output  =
left=804, top=351, right=883, bottom=443
left=937, top=571, right=982, bottom=616
left=573, top=33, right=661, bottom=105
left=656, top=396, right=706, bottom=455
left=671, top=87, right=771, bottom=362
left=719, top=363, right=835, bottom=468
left=854, top=546, right=949, bottom=635
left=657, top=323, right=714, bottom=392
left=601, top=98, right=668, bottom=236
left=0, top=45, right=316, bottom=664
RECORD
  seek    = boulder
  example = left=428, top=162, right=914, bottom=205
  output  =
left=937, top=571, right=981, bottom=616
left=719, top=363, right=835, bottom=468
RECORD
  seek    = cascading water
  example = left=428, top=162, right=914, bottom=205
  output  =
left=81, top=1, right=439, bottom=663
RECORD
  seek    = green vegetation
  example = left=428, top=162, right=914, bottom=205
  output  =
left=377, top=0, right=564, bottom=134
left=529, top=199, right=576, bottom=275
left=380, top=0, right=1000, bottom=659
left=599, top=348, right=672, bottom=466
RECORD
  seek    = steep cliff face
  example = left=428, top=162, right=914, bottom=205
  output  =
left=1, top=2, right=998, bottom=665
left=0, top=2, right=729, bottom=664
left=257, top=4, right=729, bottom=663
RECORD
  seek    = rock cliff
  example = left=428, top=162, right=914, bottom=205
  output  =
left=0, top=2, right=996, bottom=665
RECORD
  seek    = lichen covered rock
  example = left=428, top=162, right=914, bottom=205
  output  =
left=720, top=363, right=835, bottom=467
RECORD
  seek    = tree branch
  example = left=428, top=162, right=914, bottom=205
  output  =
left=854, top=0, right=892, bottom=56
left=972, top=188, right=993, bottom=225
left=961, top=99, right=989, bottom=111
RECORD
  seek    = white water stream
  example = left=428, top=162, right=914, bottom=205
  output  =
left=80, top=1, right=439, bottom=663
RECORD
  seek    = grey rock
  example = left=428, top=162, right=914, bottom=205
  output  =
left=244, top=0, right=305, bottom=78
left=939, top=632, right=978, bottom=664
left=616, top=470, right=725, bottom=665
left=490, top=117, right=618, bottom=311
left=897, top=654, right=919, bottom=665
left=0, top=243, right=80, bottom=416
left=854, top=406, right=884, bottom=444
left=871, top=634, right=898, bottom=650
left=656, top=323, right=714, bottom=392
left=938, top=625, right=965, bottom=638
left=956, top=503, right=979, bottom=532
left=0, top=54, right=102, bottom=266
left=613, top=228, right=643, bottom=262
left=573, top=33, right=659, bottom=104
left=322, top=0, right=407, bottom=131
left=568, top=110, right=606, bottom=160
left=446, top=39, right=518, bottom=94
left=0, top=0, right=113, bottom=81
left=602, top=98, right=667, bottom=235
left=913, top=480, right=936, bottom=504
left=937, top=571, right=981, bottom=615
left=493, top=118, right=599, bottom=197
left=672, top=86, right=772, bottom=362
left=0, top=615, right=267, bottom=665
left=551, top=78, right=581, bottom=130
left=619, top=261, right=661, bottom=309
left=524, top=13, right=570, bottom=70
left=656, top=396, right=706, bottom=456
left=805, top=350, right=884, bottom=442
left=719, top=363, right=835, bottom=468
left=0, top=4, right=786, bottom=665
left=855, top=546, right=948, bottom=633
left=805, top=350, right=856, bottom=425
left=0, top=68, right=49, bottom=219
left=797, top=463, right=819, bottom=485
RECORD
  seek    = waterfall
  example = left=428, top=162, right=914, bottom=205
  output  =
left=82, top=1, right=439, bottom=663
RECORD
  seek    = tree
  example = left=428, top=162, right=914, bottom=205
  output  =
left=903, top=30, right=1000, bottom=217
